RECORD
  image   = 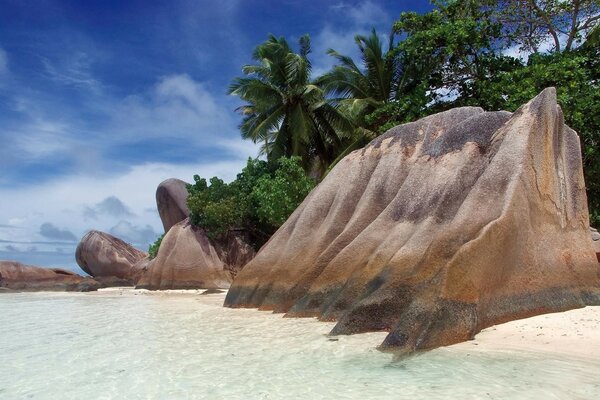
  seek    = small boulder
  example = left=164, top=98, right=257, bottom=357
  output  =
left=156, top=178, right=190, bottom=233
left=0, top=261, right=99, bottom=291
left=75, top=230, right=147, bottom=283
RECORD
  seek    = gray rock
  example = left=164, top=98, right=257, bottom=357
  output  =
left=0, top=261, right=99, bottom=292
left=136, top=218, right=232, bottom=290
left=75, top=230, right=147, bottom=282
left=156, top=178, right=190, bottom=233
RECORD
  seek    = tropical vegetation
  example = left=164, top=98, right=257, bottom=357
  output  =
left=184, top=0, right=599, bottom=248
left=186, top=156, right=314, bottom=249
left=228, top=35, right=353, bottom=178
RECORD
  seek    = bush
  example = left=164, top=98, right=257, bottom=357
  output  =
left=148, top=233, right=164, bottom=260
left=186, top=156, right=315, bottom=247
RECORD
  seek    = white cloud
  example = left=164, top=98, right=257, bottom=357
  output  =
left=344, top=2, right=388, bottom=27
left=12, top=120, right=75, bottom=160
left=109, top=220, right=157, bottom=247
left=0, top=158, right=249, bottom=262
left=41, top=51, right=101, bottom=92
left=84, top=196, right=134, bottom=220
left=311, top=1, right=392, bottom=77
left=105, top=74, right=244, bottom=148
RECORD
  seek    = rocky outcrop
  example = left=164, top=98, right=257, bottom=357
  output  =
left=136, top=218, right=233, bottom=290
left=156, top=178, right=190, bottom=232
left=75, top=231, right=147, bottom=283
left=225, top=88, right=600, bottom=355
left=0, top=261, right=99, bottom=291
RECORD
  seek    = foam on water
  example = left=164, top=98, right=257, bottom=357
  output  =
left=0, top=291, right=599, bottom=399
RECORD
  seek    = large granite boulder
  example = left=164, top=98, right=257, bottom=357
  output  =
left=136, top=218, right=233, bottom=290
left=225, top=88, right=600, bottom=355
left=0, top=261, right=99, bottom=291
left=156, top=178, right=190, bottom=232
left=75, top=230, right=147, bottom=283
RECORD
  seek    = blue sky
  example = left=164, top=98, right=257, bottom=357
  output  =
left=0, top=0, right=431, bottom=272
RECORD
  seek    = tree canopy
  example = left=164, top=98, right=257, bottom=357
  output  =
left=228, top=35, right=353, bottom=177
left=182, top=0, right=600, bottom=252
left=186, top=156, right=315, bottom=249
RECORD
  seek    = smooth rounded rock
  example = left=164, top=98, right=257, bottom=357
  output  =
left=75, top=230, right=147, bottom=282
left=225, top=88, right=600, bottom=356
left=136, top=218, right=233, bottom=290
left=0, top=261, right=99, bottom=291
left=156, top=178, right=190, bottom=233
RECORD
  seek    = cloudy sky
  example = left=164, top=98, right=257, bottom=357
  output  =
left=0, top=0, right=431, bottom=272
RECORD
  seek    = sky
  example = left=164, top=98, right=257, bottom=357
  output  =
left=0, top=0, right=432, bottom=272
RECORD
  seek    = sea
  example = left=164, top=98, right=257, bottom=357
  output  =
left=1, top=290, right=599, bottom=399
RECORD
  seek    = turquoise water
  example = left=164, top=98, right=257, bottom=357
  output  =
left=0, top=291, right=599, bottom=399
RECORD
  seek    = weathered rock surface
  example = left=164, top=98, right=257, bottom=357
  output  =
left=592, top=228, right=600, bottom=262
left=136, top=219, right=233, bottom=290
left=225, top=88, right=600, bottom=355
left=0, top=261, right=99, bottom=291
left=221, top=229, right=257, bottom=277
left=156, top=178, right=190, bottom=232
left=75, top=231, right=147, bottom=283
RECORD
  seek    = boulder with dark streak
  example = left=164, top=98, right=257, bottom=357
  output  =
left=224, top=88, right=600, bottom=356
left=0, top=261, right=99, bottom=291
left=156, top=178, right=190, bottom=233
left=76, top=230, right=147, bottom=283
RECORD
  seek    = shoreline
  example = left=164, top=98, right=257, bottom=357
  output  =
left=10, top=288, right=600, bottom=362
left=101, top=288, right=600, bottom=362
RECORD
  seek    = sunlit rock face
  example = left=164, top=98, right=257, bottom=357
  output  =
left=225, top=88, right=600, bottom=355
left=136, top=219, right=233, bottom=290
left=75, top=231, right=147, bottom=283
left=156, top=178, right=190, bottom=233
left=0, top=261, right=99, bottom=291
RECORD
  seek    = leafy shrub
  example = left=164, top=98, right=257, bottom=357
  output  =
left=186, top=156, right=315, bottom=247
left=148, top=233, right=165, bottom=260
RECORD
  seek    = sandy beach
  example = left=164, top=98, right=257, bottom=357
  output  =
left=452, top=306, right=600, bottom=361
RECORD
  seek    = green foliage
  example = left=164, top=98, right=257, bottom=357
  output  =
left=186, top=157, right=315, bottom=246
left=252, top=156, right=315, bottom=226
left=315, top=29, right=398, bottom=129
left=225, top=0, right=600, bottom=225
left=148, top=234, right=165, bottom=260
left=228, top=35, right=353, bottom=177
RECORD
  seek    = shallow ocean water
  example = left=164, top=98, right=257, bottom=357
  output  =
left=0, top=291, right=599, bottom=399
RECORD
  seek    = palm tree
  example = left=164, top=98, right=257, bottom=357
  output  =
left=316, top=28, right=399, bottom=131
left=229, top=34, right=353, bottom=177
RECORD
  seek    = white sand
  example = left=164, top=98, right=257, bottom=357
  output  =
left=451, top=306, right=600, bottom=361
